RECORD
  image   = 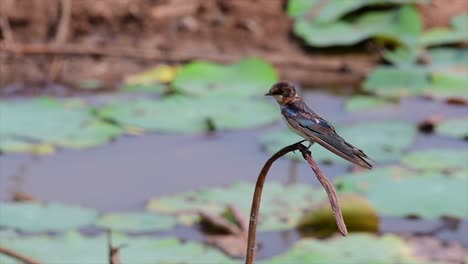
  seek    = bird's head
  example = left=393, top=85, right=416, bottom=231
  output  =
left=265, top=80, right=297, bottom=105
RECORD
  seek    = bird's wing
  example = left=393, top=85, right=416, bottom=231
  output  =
left=283, top=105, right=372, bottom=169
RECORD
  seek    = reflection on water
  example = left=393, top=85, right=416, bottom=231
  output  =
left=1, top=92, right=467, bottom=253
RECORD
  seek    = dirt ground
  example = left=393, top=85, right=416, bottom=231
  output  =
left=0, top=0, right=467, bottom=96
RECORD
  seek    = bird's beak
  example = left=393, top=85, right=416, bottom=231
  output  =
left=264, top=92, right=273, bottom=96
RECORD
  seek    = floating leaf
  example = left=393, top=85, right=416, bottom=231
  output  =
left=436, top=116, right=468, bottom=139
left=0, top=231, right=236, bottom=264
left=147, top=181, right=326, bottom=231
left=363, top=66, right=429, bottom=97
left=123, top=64, right=179, bottom=92
left=261, top=121, right=416, bottom=164
left=402, top=149, right=468, bottom=172
left=421, top=14, right=468, bottom=47
left=96, top=212, right=176, bottom=232
left=172, top=58, right=278, bottom=97
left=98, top=95, right=279, bottom=133
left=0, top=98, right=121, bottom=152
left=0, top=202, right=98, bottom=232
left=0, top=138, right=55, bottom=155
left=336, top=167, right=468, bottom=219
left=298, top=194, right=379, bottom=237
left=293, top=6, right=422, bottom=47
left=424, top=73, right=468, bottom=102
left=261, top=234, right=424, bottom=264
left=382, top=46, right=420, bottom=66
left=345, top=95, right=392, bottom=112
left=426, top=47, right=468, bottom=70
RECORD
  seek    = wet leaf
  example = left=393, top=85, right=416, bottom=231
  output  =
left=424, top=73, right=468, bottom=102
left=0, top=231, right=236, bottom=264
left=421, top=14, right=468, bottom=47
left=172, top=58, right=278, bottom=97
left=0, top=138, right=55, bottom=155
left=336, top=167, right=468, bottom=219
left=426, top=47, right=468, bottom=69
left=261, top=121, right=416, bottom=164
left=98, top=94, right=279, bottom=133
left=402, top=149, right=468, bottom=172
left=298, top=194, right=379, bottom=237
left=436, top=116, right=468, bottom=139
left=363, top=66, right=429, bottom=97
left=0, top=98, right=121, bottom=152
left=261, top=233, right=425, bottom=264
left=293, top=6, right=422, bottom=47
left=0, top=202, right=98, bottom=232
left=345, top=95, right=391, bottom=112
left=147, top=181, right=326, bottom=231
left=96, top=212, right=176, bottom=232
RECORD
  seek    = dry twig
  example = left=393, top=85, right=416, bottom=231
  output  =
left=0, top=245, right=42, bottom=264
left=245, top=141, right=347, bottom=264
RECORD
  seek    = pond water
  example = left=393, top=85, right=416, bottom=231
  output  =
left=0, top=91, right=467, bottom=258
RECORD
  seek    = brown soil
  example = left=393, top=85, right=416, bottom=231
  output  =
left=0, top=0, right=466, bottom=96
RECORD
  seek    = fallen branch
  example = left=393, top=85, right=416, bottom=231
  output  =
left=0, top=245, right=42, bottom=264
left=245, top=141, right=347, bottom=264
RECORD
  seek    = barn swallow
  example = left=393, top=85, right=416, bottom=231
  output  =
left=265, top=80, right=373, bottom=169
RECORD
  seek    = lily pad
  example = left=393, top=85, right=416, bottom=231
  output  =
left=261, top=233, right=424, bottom=264
left=426, top=47, right=468, bottom=70
left=402, top=149, right=468, bottom=172
left=363, top=66, right=429, bottom=97
left=0, top=231, right=236, bottom=264
left=96, top=212, right=176, bottom=232
left=345, top=95, right=392, bottom=112
left=335, top=167, right=468, bottom=219
left=421, top=14, right=468, bottom=47
left=123, top=64, right=179, bottom=93
left=172, top=58, right=278, bottom=97
left=0, top=98, right=121, bottom=152
left=0, top=138, right=55, bottom=155
left=298, top=194, right=379, bottom=237
left=436, top=116, right=468, bottom=139
left=293, top=6, right=422, bottom=47
left=0, top=202, right=98, bottom=232
left=424, top=73, right=468, bottom=102
left=260, top=121, right=416, bottom=164
left=147, top=181, right=326, bottom=231
left=98, top=94, right=279, bottom=133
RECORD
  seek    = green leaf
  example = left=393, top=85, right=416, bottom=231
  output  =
left=345, top=95, right=392, bottom=112
left=172, top=58, right=278, bottom=97
left=426, top=47, right=468, bottom=69
left=98, top=94, right=280, bottom=133
left=286, top=0, right=319, bottom=18
left=147, top=181, right=326, bottom=231
left=0, top=232, right=236, bottom=264
left=261, top=121, right=416, bottom=164
left=261, top=234, right=424, bottom=264
left=363, top=66, right=429, bottom=97
left=402, top=148, right=468, bottom=172
left=436, top=116, right=468, bottom=139
left=382, top=46, right=420, bottom=66
left=0, top=202, right=98, bottom=232
left=96, top=212, right=176, bottom=232
left=336, top=167, right=468, bottom=219
left=123, top=65, right=179, bottom=93
left=421, top=14, right=468, bottom=47
left=293, top=6, right=422, bottom=47
left=424, top=73, right=468, bottom=102
left=0, top=98, right=122, bottom=152
left=0, top=138, right=55, bottom=155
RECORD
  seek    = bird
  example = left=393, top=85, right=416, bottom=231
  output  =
left=265, top=80, right=373, bottom=169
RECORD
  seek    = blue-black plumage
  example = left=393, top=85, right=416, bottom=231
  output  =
left=265, top=80, right=373, bottom=169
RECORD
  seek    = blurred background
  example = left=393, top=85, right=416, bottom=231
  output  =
left=0, top=0, right=467, bottom=263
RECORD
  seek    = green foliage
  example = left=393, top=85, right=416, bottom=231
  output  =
left=402, top=149, right=468, bottom=172
left=421, top=14, right=468, bottom=47
left=0, top=98, right=121, bottom=153
left=0, top=202, right=98, bottom=232
left=345, top=95, right=392, bottom=112
left=336, top=167, right=468, bottom=219
left=260, top=121, right=416, bottom=164
left=147, top=181, right=327, bottom=231
left=172, top=58, right=278, bottom=97
left=436, top=116, right=468, bottom=139
left=96, top=212, right=176, bottom=232
left=261, top=233, right=425, bottom=264
left=98, top=94, right=279, bottom=133
left=0, top=231, right=236, bottom=264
